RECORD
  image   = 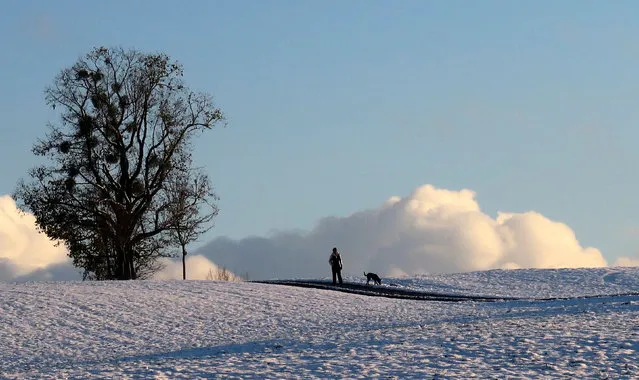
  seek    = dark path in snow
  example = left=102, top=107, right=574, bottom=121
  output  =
left=251, top=280, right=515, bottom=302
left=252, top=279, right=639, bottom=303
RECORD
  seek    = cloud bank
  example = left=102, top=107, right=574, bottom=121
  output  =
left=197, top=184, right=613, bottom=280
left=2, top=184, right=638, bottom=282
left=614, top=256, right=639, bottom=267
left=154, top=255, right=241, bottom=281
left=0, top=195, right=81, bottom=282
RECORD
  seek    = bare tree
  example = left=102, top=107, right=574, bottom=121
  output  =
left=166, top=170, right=219, bottom=280
left=14, top=46, right=225, bottom=280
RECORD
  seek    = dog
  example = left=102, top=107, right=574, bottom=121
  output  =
left=364, top=271, right=382, bottom=285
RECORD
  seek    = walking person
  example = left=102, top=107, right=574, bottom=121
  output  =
left=329, top=247, right=343, bottom=285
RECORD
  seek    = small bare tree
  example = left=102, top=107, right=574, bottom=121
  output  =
left=166, top=170, right=218, bottom=280
left=205, top=266, right=245, bottom=281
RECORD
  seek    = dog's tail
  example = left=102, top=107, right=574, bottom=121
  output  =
left=363, top=271, right=367, bottom=276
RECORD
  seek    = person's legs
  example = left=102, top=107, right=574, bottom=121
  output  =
left=332, top=269, right=337, bottom=285
left=337, top=270, right=343, bottom=284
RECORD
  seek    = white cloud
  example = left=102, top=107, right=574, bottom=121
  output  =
left=153, top=255, right=241, bottom=281
left=0, top=195, right=80, bottom=282
left=197, top=184, right=609, bottom=280
left=0, top=184, right=619, bottom=282
left=614, top=256, right=639, bottom=267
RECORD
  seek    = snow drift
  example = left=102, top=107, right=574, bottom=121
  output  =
left=1, top=267, right=637, bottom=378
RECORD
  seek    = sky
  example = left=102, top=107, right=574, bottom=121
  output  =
left=2, top=1, right=639, bottom=281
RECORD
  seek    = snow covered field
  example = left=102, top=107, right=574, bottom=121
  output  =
left=1, top=267, right=638, bottom=379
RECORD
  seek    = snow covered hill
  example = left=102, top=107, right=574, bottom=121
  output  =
left=1, top=267, right=638, bottom=379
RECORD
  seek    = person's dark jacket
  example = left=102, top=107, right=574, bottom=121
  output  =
left=329, top=252, right=342, bottom=270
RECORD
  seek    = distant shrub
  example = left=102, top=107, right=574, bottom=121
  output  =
left=205, top=267, right=249, bottom=282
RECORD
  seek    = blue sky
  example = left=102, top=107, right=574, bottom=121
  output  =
left=2, top=1, right=639, bottom=264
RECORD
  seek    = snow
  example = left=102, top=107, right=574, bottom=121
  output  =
left=1, top=267, right=638, bottom=379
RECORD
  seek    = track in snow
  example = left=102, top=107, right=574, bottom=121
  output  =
left=252, top=280, right=514, bottom=302
left=253, top=279, right=639, bottom=303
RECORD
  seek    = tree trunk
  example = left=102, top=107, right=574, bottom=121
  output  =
left=116, top=247, right=125, bottom=280
left=115, top=245, right=137, bottom=280
left=182, top=246, right=187, bottom=280
left=129, top=256, right=136, bottom=280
